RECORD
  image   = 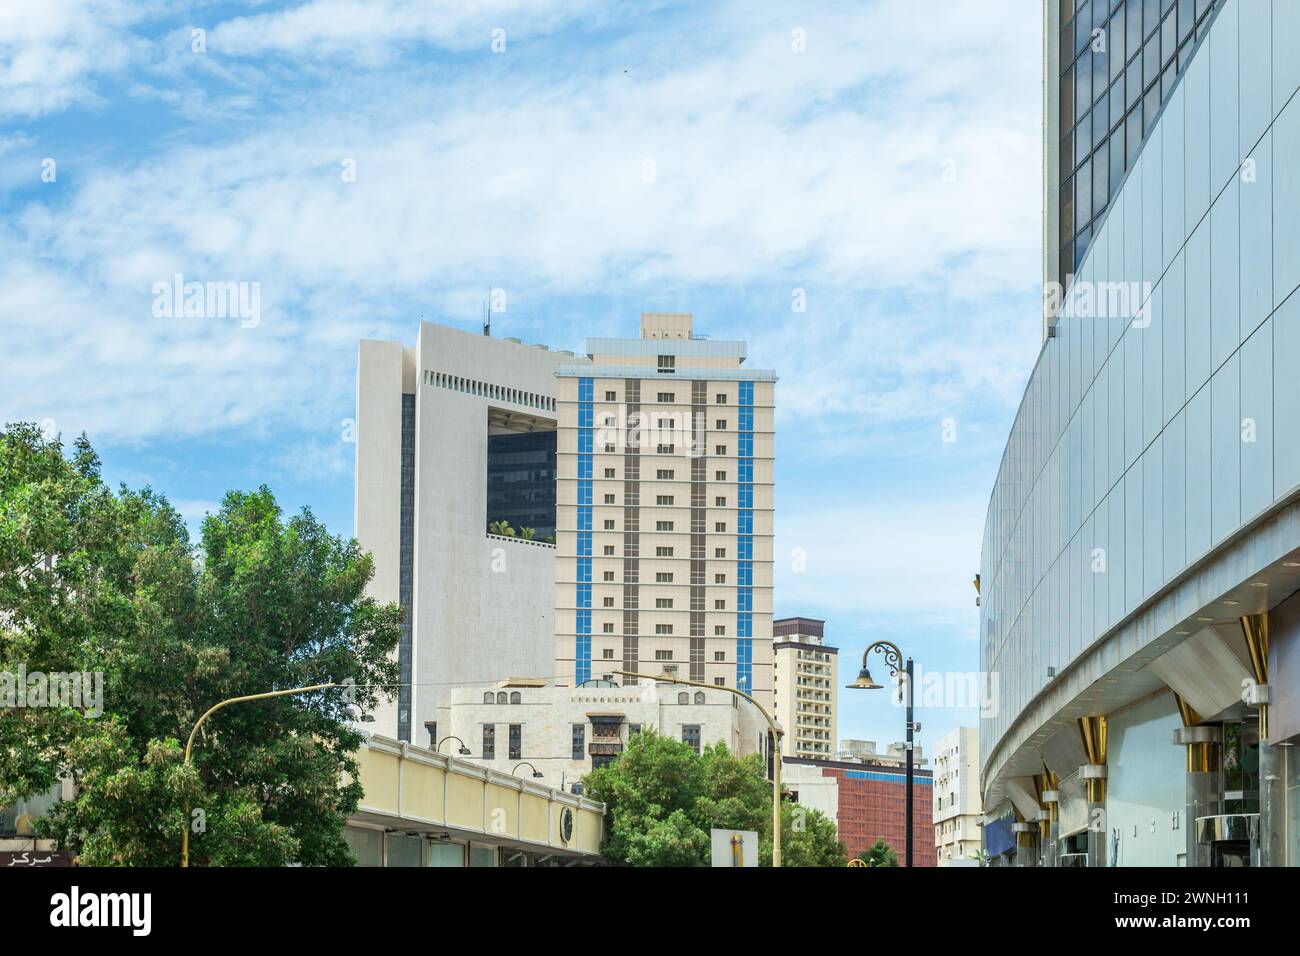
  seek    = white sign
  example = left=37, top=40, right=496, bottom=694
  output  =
left=710, top=828, right=759, bottom=867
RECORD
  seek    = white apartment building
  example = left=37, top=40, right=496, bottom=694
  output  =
left=437, top=677, right=762, bottom=789
left=355, top=323, right=589, bottom=744
left=552, top=313, right=777, bottom=729
left=932, top=726, right=980, bottom=866
left=772, top=617, right=837, bottom=758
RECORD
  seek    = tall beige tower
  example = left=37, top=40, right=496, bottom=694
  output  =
left=771, top=617, right=837, bottom=758
left=553, top=313, right=777, bottom=720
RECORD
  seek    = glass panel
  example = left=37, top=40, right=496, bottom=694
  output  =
left=1062, top=173, right=1076, bottom=238
left=1144, top=35, right=1159, bottom=88
left=1094, top=150, right=1109, bottom=216
left=1077, top=156, right=1093, bottom=227
left=1078, top=49, right=1093, bottom=119
left=1127, top=58, right=1143, bottom=109
left=1077, top=112, right=1093, bottom=166
left=345, top=826, right=384, bottom=867
left=1161, top=8, right=1177, bottom=64
left=428, top=842, right=465, bottom=867
left=1109, top=11, right=1126, bottom=81
left=1062, top=128, right=1075, bottom=177
left=386, top=832, right=423, bottom=867
left=1162, top=61, right=1176, bottom=101
left=1094, top=95, right=1110, bottom=142
left=1127, top=0, right=1143, bottom=56
left=1143, top=0, right=1160, bottom=38
left=1110, top=127, right=1126, bottom=191
left=1062, top=65, right=1076, bottom=123
left=1143, top=83, right=1161, bottom=135
left=1078, top=0, right=1095, bottom=53
left=1110, top=77, right=1126, bottom=129
left=1126, top=106, right=1143, bottom=164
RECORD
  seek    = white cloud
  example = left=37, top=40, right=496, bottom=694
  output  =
left=0, top=0, right=1042, bottom=449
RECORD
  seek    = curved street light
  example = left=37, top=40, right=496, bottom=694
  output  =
left=512, top=761, right=545, bottom=778
left=616, top=669, right=785, bottom=867
left=846, top=640, right=916, bottom=868
left=436, top=736, right=472, bottom=756
left=181, top=682, right=339, bottom=867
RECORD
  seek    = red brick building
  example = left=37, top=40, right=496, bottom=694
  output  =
left=785, top=757, right=936, bottom=866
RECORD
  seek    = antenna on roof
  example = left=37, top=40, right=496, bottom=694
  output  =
left=483, top=288, right=491, bottom=336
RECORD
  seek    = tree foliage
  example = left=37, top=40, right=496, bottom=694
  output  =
left=582, top=729, right=846, bottom=867
left=0, top=424, right=401, bottom=865
left=856, top=837, right=900, bottom=867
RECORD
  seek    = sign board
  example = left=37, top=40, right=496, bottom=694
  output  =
left=710, top=828, right=759, bottom=867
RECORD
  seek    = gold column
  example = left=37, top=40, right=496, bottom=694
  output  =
left=1241, top=613, right=1269, bottom=739
left=1176, top=694, right=1219, bottom=773
left=1078, top=715, right=1107, bottom=803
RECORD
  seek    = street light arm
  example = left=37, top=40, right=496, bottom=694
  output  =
left=180, top=681, right=338, bottom=867
left=862, top=640, right=904, bottom=679
left=614, top=669, right=784, bottom=868
left=612, top=670, right=783, bottom=743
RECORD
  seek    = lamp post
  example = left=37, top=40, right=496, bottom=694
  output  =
left=436, top=736, right=472, bottom=756
left=615, top=669, right=784, bottom=867
left=846, top=641, right=916, bottom=868
left=181, top=682, right=339, bottom=867
left=512, top=761, right=544, bottom=778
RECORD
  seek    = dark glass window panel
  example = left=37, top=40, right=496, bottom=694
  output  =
left=1162, top=61, right=1177, bottom=101
left=1178, top=37, right=1193, bottom=71
left=1077, top=112, right=1093, bottom=165
left=1062, top=128, right=1075, bottom=177
left=1062, top=22, right=1076, bottom=72
left=1126, top=106, right=1143, bottom=164
left=1162, top=9, right=1177, bottom=63
left=1093, top=149, right=1109, bottom=216
left=1093, top=96, right=1109, bottom=142
left=1127, top=0, right=1143, bottom=57
left=1144, top=36, right=1160, bottom=88
left=1077, top=156, right=1093, bottom=226
left=1196, top=0, right=1212, bottom=18
left=1179, top=0, right=1195, bottom=41
left=1062, top=65, right=1076, bottom=122
left=1077, top=0, right=1094, bottom=52
left=1109, top=11, right=1126, bottom=80
left=1075, top=225, right=1093, bottom=269
left=1110, top=78, right=1126, bottom=129
left=1126, top=58, right=1143, bottom=108
left=1144, top=83, right=1161, bottom=135
left=1144, top=0, right=1160, bottom=37
left=1093, top=41, right=1109, bottom=96
left=1110, top=126, right=1126, bottom=190
left=1063, top=0, right=1076, bottom=28
left=1077, top=49, right=1093, bottom=119
left=1061, top=242, right=1075, bottom=282
left=1061, top=174, right=1075, bottom=239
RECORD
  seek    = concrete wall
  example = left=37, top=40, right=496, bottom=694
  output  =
left=1105, top=691, right=1186, bottom=866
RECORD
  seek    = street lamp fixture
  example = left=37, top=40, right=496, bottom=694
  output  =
left=436, top=736, right=472, bottom=756
left=512, top=762, right=544, bottom=779
left=846, top=640, right=916, bottom=868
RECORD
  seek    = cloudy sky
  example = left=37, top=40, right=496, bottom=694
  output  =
left=1, top=0, right=1044, bottom=754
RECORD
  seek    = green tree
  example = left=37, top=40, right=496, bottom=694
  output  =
left=582, top=729, right=845, bottom=867
left=856, top=837, right=900, bottom=867
left=0, top=424, right=401, bottom=865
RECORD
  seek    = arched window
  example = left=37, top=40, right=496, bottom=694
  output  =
left=510, top=692, right=521, bottom=705
left=496, top=691, right=508, bottom=705
left=482, top=692, right=493, bottom=704
left=677, top=692, right=689, bottom=705
left=694, top=691, right=705, bottom=704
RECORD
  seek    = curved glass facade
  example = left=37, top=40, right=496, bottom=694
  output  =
left=983, top=0, right=1300, bottom=789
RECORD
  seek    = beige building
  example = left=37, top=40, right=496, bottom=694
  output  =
left=355, top=323, right=588, bottom=744
left=436, top=676, right=764, bottom=790
left=552, top=312, right=777, bottom=720
left=932, top=727, right=980, bottom=866
left=837, top=739, right=926, bottom=768
left=345, top=733, right=604, bottom=867
left=772, top=617, right=837, bottom=758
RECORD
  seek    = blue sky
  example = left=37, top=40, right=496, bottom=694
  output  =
left=1, top=0, right=1044, bottom=757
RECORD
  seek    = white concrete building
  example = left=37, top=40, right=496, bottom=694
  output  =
left=552, top=312, right=777, bottom=719
left=355, top=323, right=589, bottom=744
left=837, top=739, right=926, bottom=768
left=771, top=617, right=837, bottom=758
left=436, top=677, right=762, bottom=789
left=932, top=727, right=981, bottom=866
